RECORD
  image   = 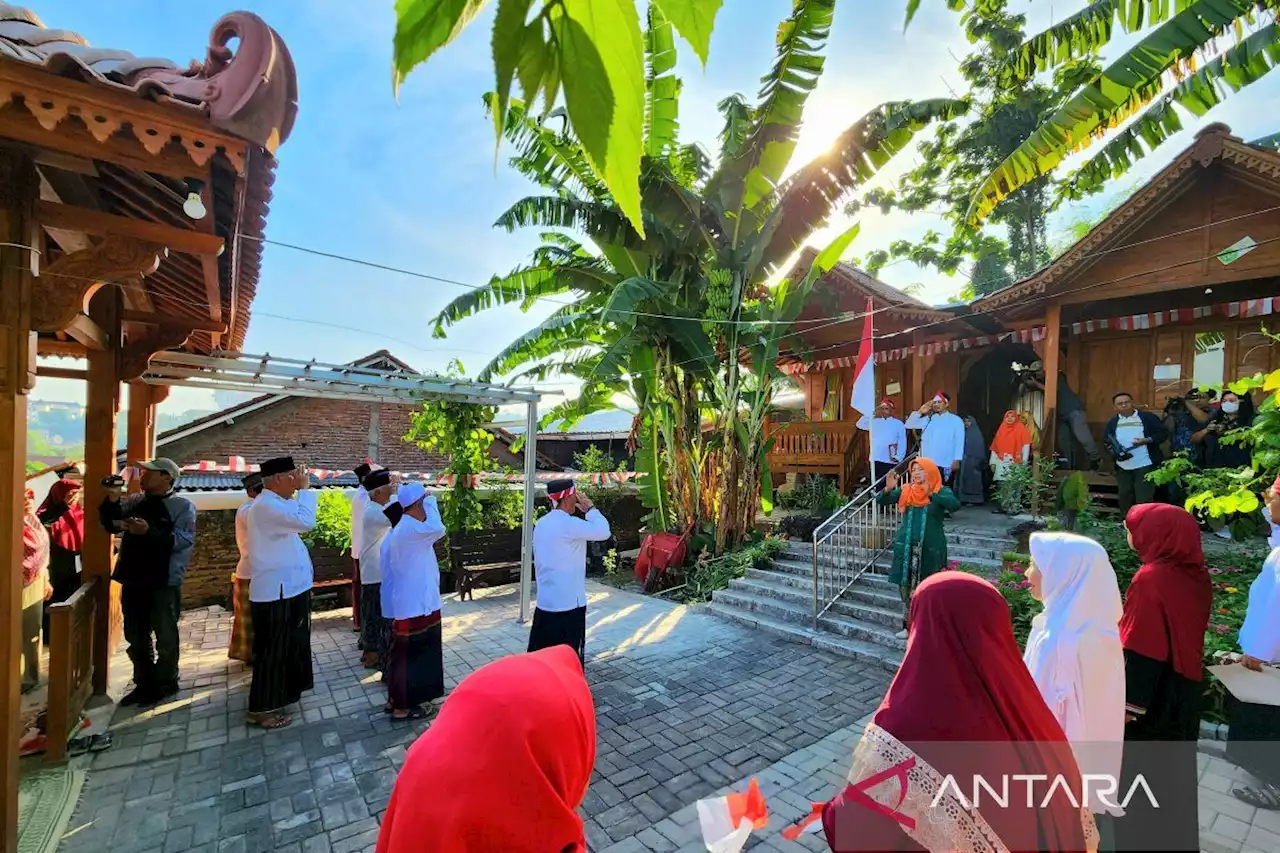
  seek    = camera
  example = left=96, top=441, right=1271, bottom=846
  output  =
left=100, top=475, right=125, bottom=488
left=1163, top=395, right=1186, bottom=414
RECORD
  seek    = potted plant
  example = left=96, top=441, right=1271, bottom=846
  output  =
left=1001, top=551, right=1030, bottom=573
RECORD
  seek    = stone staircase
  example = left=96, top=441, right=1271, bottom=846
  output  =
left=704, top=525, right=1012, bottom=672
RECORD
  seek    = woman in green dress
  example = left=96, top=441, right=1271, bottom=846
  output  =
left=878, top=458, right=960, bottom=638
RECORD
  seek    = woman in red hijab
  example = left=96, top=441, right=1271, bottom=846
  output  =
left=377, top=645, right=595, bottom=853
left=821, top=572, right=1096, bottom=853
left=1113, top=503, right=1210, bottom=852
left=37, top=478, right=84, bottom=614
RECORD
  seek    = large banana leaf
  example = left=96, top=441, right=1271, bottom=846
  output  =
left=757, top=98, right=968, bottom=273
left=1059, top=23, right=1280, bottom=202
left=712, top=0, right=836, bottom=236
left=1003, top=0, right=1199, bottom=84
left=633, top=406, right=673, bottom=530
left=429, top=255, right=617, bottom=336
left=968, top=0, right=1259, bottom=225
left=476, top=313, right=608, bottom=380
left=536, top=379, right=626, bottom=432
left=644, top=3, right=681, bottom=159
left=495, top=195, right=679, bottom=251
left=498, top=98, right=609, bottom=201
left=601, top=276, right=678, bottom=327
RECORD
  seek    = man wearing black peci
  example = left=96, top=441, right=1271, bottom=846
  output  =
left=99, top=458, right=197, bottom=706
left=528, top=478, right=611, bottom=665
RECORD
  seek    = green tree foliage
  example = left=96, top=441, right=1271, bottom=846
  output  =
left=428, top=1, right=965, bottom=550
left=965, top=0, right=1280, bottom=225
left=851, top=2, right=1100, bottom=297
left=403, top=360, right=499, bottom=531
left=303, top=490, right=355, bottom=554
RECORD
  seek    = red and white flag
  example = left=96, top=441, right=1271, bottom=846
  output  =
left=695, top=778, right=768, bottom=853
left=849, top=299, right=875, bottom=418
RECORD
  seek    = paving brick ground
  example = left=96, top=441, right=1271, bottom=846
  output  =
left=54, top=579, right=1280, bottom=853
left=56, top=582, right=891, bottom=853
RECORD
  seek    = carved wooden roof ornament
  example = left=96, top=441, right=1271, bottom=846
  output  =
left=32, top=237, right=164, bottom=333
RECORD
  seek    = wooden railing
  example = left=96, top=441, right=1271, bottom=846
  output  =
left=767, top=421, right=858, bottom=458
left=46, top=578, right=97, bottom=764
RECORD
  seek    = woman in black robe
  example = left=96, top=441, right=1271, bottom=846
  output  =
left=1114, top=503, right=1212, bottom=852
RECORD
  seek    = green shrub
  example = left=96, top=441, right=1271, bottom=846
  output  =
left=678, top=537, right=788, bottom=603
left=303, top=490, right=353, bottom=554
left=778, top=475, right=843, bottom=513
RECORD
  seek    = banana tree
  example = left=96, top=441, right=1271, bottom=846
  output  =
left=966, top=0, right=1280, bottom=224
left=430, top=0, right=966, bottom=548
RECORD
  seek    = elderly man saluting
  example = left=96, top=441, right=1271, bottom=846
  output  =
left=245, top=456, right=317, bottom=730
left=529, top=478, right=611, bottom=665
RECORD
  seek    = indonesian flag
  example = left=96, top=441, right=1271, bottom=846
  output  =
left=849, top=299, right=875, bottom=417
left=695, top=778, right=768, bottom=853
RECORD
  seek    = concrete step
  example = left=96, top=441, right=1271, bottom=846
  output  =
left=701, top=602, right=903, bottom=672
left=711, top=588, right=908, bottom=651
left=728, top=574, right=902, bottom=628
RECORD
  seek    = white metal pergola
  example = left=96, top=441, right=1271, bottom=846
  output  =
left=141, top=350, right=548, bottom=622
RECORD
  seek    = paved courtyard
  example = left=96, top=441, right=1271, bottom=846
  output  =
left=55, top=582, right=891, bottom=853
left=50, top=579, right=1280, bottom=853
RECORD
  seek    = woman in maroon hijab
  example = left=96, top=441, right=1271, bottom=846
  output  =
left=1114, top=503, right=1210, bottom=852
left=821, top=572, right=1096, bottom=853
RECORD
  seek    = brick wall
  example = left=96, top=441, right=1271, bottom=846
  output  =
left=182, top=507, right=238, bottom=608
left=160, top=396, right=451, bottom=471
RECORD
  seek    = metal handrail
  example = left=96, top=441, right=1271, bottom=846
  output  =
left=811, top=454, right=917, bottom=623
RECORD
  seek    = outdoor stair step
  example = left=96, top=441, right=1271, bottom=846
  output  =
left=711, top=588, right=907, bottom=650
left=747, top=566, right=904, bottom=609
left=701, top=602, right=903, bottom=673
left=728, top=575, right=903, bottom=628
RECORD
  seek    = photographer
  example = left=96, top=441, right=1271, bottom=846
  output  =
left=99, top=458, right=197, bottom=706
left=1192, top=390, right=1255, bottom=471
left=1024, top=363, right=1100, bottom=469
left=1103, top=393, right=1168, bottom=515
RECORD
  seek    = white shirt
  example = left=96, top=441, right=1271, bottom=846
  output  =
left=350, top=486, right=369, bottom=554
left=246, top=489, right=318, bottom=602
left=904, top=410, right=966, bottom=470
left=380, top=497, right=447, bottom=620
left=1113, top=413, right=1152, bottom=470
left=532, top=508, right=611, bottom=612
left=358, top=496, right=394, bottom=585
left=234, top=500, right=254, bottom=580
left=856, top=415, right=907, bottom=465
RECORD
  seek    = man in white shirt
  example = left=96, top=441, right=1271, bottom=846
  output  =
left=357, top=469, right=396, bottom=670
left=529, top=478, right=612, bottom=665
left=857, top=398, right=908, bottom=488
left=228, top=472, right=262, bottom=664
left=904, top=392, right=966, bottom=484
left=1104, top=392, right=1167, bottom=514
left=349, top=461, right=373, bottom=634
left=245, top=456, right=317, bottom=730
left=379, top=481, right=448, bottom=720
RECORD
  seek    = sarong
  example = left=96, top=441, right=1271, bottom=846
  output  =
left=248, top=590, right=315, bottom=713
left=527, top=605, right=587, bottom=666
left=386, top=611, right=444, bottom=710
left=228, top=575, right=254, bottom=663
left=351, top=558, right=361, bottom=630
left=359, top=581, right=389, bottom=660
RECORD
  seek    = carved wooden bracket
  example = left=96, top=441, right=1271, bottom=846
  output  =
left=119, top=324, right=193, bottom=381
left=32, top=238, right=163, bottom=333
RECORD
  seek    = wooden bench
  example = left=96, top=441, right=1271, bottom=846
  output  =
left=309, top=545, right=354, bottom=608
left=450, top=529, right=523, bottom=601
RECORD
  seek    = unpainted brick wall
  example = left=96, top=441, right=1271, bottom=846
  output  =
left=182, top=508, right=238, bottom=609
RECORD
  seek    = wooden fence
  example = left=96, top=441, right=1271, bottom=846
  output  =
left=45, top=578, right=96, bottom=764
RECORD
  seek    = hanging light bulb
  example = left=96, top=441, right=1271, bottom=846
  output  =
left=183, top=179, right=207, bottom=220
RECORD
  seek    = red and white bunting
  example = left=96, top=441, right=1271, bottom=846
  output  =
left=175, top=458, right=638, bottom=486
left=781, top=295, right=1278, bottom=374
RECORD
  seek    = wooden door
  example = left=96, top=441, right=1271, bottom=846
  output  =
left=1081, top=336, right=1153, bottom=430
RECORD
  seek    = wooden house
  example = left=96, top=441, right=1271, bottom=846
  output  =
left=778, top=124, right=1280, bottom=498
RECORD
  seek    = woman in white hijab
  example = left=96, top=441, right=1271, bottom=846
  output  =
left=1227, top=482, right=1280, bottom=809
left=1024, top=531, right=1127, bottom=842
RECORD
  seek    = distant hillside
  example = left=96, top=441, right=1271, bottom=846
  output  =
left=27, top=399, right=218, bottom=466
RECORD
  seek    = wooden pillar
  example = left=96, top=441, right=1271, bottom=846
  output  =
left=0, top=152, right=37, bottom=853
left=83, top=289, right=122, bottom=694
left=906, top=332, right=925, bottom=411
left=126, top=381, right=156, bottom=493
left=1043, top=303, right=1062, bottom=457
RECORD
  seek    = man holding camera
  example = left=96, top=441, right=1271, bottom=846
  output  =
left=1104, top=393, right=1168, bottom=514
left=1024, top=364, right=1100, bottom=469
left=99, top=458, right=196, bottom=706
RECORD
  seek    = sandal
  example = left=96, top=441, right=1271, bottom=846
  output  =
left=67, top=737, right=92, bottom=757
left=390, top=705, right=432, bottom=721
left=88, top=733, right=114, bottom=752
left=246, top=713, right=292, bottom=730
left=1233, top=783, right=1280, bottom=810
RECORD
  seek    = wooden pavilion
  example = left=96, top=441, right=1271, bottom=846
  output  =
left=0, top=5, right=297, bottom=848
left=778, top=123, right=1280, bottom=502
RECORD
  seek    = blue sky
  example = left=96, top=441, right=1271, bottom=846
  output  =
left=32, top=0, right=1280, bottom=418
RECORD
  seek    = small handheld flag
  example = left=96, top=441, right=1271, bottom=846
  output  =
left=695, top=778, right=767, bottom=853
